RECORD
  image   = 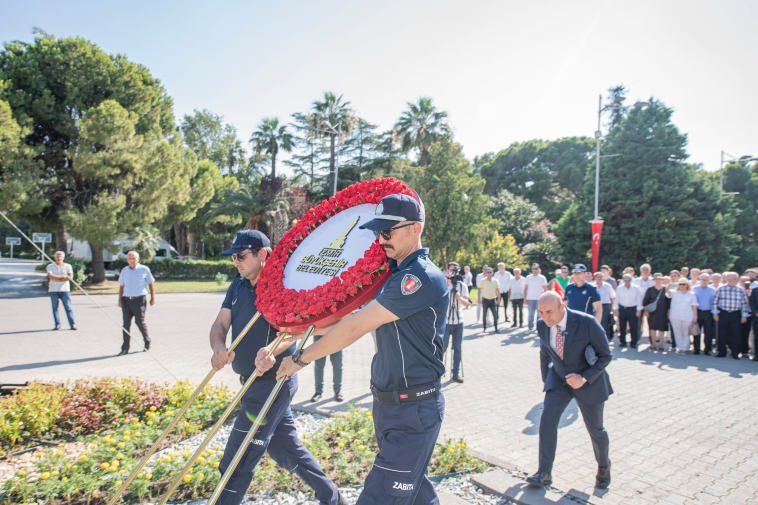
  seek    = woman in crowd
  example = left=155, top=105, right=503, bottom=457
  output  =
left=643, top=273, right=670, bottom=351
left=666, top=279, right=699, bottom=354
left=739, top=276, right=753, bottom=358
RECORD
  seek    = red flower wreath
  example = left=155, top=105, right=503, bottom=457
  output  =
left=256, top=178, right=416, bottom=329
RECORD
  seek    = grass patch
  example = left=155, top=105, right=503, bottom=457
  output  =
left=72, top=280, right=231, bottom=295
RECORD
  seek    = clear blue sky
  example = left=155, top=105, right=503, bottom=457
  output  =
left=3, top=0, right=757, bottom=175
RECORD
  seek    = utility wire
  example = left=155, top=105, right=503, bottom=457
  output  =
left=1, top=210, right=179, bottom=381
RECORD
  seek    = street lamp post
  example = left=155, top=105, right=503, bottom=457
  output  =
left=298, top=122, right=342, bottom=197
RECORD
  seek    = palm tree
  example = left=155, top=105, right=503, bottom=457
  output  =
left=203, top=181, right=290, bottom=244
left=249, top=117, right=294, bottom=179
left=394, top=97, right=450, bottom=167
left=311, top=92, right=357, bottom=195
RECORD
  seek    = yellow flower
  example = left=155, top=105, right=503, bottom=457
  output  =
left=183, top=474, right=191, bottom=483
left=51, top=470, right=59, bottom=476
left=137, top=474, right=144, bottom=478
left=448, top=447, right=455, bottom=453
left=119, top=470, right=125, bottom=475
left=163, top=456, right=171, bottom=462
left=338, top=443, right=345, bottom=448
left=134, top=432, right=142, bottom=437
left=359, top=445, right=365, bottom=450
left=111, top=461, right=119, bottom=468
left=116, top=453, right=123, bottom=460
left=62, top=477, right=68, bottom=482
left=108, top=466, right=117, bottom=472
left=301, top=439, right=307, bottom=444
left=116, top=480, right=123, bottom=486
left=219, top=403, right=224, bottom=408
left=213, top=462, right=220, bottom=468
left=123, top=436, right=130, bottom=441
left=93, top=492, right=100, bottom=498
left=145, top=473, right=152, bottom=479
left=214, top=445, right=220, bottom=450
left=109, top=448, right=115, bottom=452
left=33, top=452, right=44, bottom=458
left=146, top=421, right=153, bottom=426
left=55, top=450, right=64, bottom=456
left=100, top=463, right=110, bottom=469
left=65, top=464, right=72, bottom=469
left=150, top=406, right=157, bottom=411
left=18, top=471, right=26, bottom=476
left=181, top=452, right=189, bottom=458
left=182, top=431, right=186, bottom=436
left=40, top=472, right=50, bottom=480
left=197, top=457, right=205, bottom=464
left=117, top=442, right=125, bottom=448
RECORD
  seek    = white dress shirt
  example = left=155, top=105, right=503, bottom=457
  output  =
left=613, top=283, right=643, bottom=310
left=493, top=270, right=512, bottom=293
left=633, top=276, right=656, bottom=293
left=594, top=282, right=616, bottom=304
left=510, top=276, right=527, bottom=299
left=549, top=310, right=569, bottom=354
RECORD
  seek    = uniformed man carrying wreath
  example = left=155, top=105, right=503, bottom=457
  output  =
left=209, top=230, right=346, bottom=505
left=266, top=194, right=448, bottom=504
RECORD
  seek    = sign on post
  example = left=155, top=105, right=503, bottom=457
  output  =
left=5, top=237, right=21, bottom=259
left=32, top=232, right=53, bottom=259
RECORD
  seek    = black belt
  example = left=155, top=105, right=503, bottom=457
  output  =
left=370, top=381, right=439, bottom=404
left=619, top=305, right=637, bottom=309
left=122, top=295, right=145, bottom=299
left=239, top=374, right=276, bottom=385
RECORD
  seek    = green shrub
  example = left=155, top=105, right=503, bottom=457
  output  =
left=111, top=258, right=237, bottom=279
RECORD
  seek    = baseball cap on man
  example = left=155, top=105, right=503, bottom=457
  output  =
left=220, top=230, right=270, bottom=256
left=359, top=194, right=425, bottom=232
left=572, top=264, right=587, bottom=273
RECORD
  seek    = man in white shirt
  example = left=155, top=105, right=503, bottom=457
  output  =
left=593, top=272, right=616, bottom=340
left=613, top=275, right=643, bottom=348
left=524, top=263, right=548, bottom=331
left=494, top=262, right=513, bottom=323
left=633, top=264, right=655, bottom=338
left=463, top=266, right=473, bottom=309
left=118, top=251, right=156, bottom=355
left=46, top=251, right=77, bottom=331
left=510, top=268, right=527, bottom=328
left=475, top=265, right=490, bottom=324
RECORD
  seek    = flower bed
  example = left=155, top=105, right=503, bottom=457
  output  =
left=2, top=386, right=487, bottom=504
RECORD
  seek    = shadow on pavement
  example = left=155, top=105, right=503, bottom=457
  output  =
left=0, top=355, right=115, bottom=372
left=522, top=400, right=579, bottom=435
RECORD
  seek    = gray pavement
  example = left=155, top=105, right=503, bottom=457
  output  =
left=1, top=289, right=757, bottom=504
left=0, top=257, right=47, bottom=298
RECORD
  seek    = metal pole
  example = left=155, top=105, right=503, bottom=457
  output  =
left=595, top=95, right=602, bottom=221
left=206, top=325, right=317, bottom=505
left=9, top=244, right=13, bottom=258
left=720, top=150, right=724, bottom=194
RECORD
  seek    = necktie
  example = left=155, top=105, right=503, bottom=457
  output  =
left=556, top=326, right=564, bottom=360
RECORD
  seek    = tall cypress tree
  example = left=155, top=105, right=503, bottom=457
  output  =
left=555, top=100, right=737, bottom=273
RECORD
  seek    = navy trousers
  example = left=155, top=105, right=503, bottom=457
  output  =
left=217, top=375, right=339, bottom=505
left=538, top=385, right=610, bottom=474
left=358, top=390, right=445, bottom=504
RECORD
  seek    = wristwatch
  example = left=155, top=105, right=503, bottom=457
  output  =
left=291, top=349, right=310, bottom=368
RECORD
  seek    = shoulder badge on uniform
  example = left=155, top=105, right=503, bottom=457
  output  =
left=401, top=273, right=422, bottom=295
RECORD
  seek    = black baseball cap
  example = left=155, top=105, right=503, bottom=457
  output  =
left=572, top=264, right=587, bottom=273
left=359, top=194, right=425, bottom=232
left=220, top=230, right=270, bottom=256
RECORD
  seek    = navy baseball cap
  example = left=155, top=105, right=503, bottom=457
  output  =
left=220, top=230, right=271, bottom=256
left=572, top=264, right=587, bottom=273
left=359, top=194, right=425, bottom=232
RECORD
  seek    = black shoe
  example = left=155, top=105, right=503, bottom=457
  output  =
left=596, top=463, right=611, bottom=489
left=630, top=345, right=638, bottom=349
left=733, top=356, right=740, bottom=360
left=618, top=344, right=627, bottom=347
left=494, top=329, right=500, bottom=334
left=117, top=350, right=128, bottom=356
left=704, top=351, right=710, bottom=356
left=53, top=324, right=61, bottom=331
left=334, top=392, right=344, bottom=402
left=311, top=393, right=322, bottom=402
left=526, top=470, right=552, bottom=487
left=452, top=374, right=464, bottom=383
left=694, top=351, right=700, bottom=355
left=70, top=324, right=77, bottom=330
left=752, top=357, right=758, bottom=361
left=144, top=342, right=150, bottom=351
left=511, top=323, right=518, bottom=328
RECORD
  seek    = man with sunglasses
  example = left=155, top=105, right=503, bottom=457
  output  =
left=208, top=230, right=346, bottom=505
left=271, top=193, right=448, bottom=505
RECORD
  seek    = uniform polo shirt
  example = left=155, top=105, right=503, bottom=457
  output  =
left=374, top=248, right=447, bottom=390
left=564, top=281, right=601, bottom=315
left=118, top=264, right=155, bottom=296
left=221, top=275, right=294, bottom=379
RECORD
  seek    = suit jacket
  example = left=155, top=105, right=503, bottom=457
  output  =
left=539, top=308, right=613, bottom=405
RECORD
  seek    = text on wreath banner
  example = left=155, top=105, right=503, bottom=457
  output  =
left=294, top=216, right=361, bottom=277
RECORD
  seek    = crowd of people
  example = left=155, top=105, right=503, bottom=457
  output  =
left=449, top=261, right=758, bottom=361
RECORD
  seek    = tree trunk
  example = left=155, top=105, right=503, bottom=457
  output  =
left=90, top=244, right=106, bottom=284
left=188, top=233, right=203, bottom=257
left=173, top=223, right=189, bottom=255
left=420, top=147, right=429, bottom=167
left=55, top=226, right=68, bottom=255
left=271, top=153, right=276, bottom=179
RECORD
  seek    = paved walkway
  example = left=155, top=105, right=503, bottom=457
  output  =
left=1, top=290, right=757, bottom=504
left=0, top=257, right=47, bottom=298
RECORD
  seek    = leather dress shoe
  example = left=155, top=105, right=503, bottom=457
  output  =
left=144, top=341, right=150, bottom=351
left=526, top=470, right=552, bottom=487
left=311, top=393, right=322, bottom=402
left=596, top=463, right=611, bottom=489
left=452, top=374, right=464, bottom=383
left=334, top=392, right=344, bottom=402
left=117, top=350, right=128, bottom=356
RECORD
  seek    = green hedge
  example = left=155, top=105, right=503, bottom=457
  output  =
left=111, top=258, right=237, bottom=279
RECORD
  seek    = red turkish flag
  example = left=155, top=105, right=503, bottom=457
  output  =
left=551, top=280, right=565, bottom=300
left=591, top=220, right=604, bottom=273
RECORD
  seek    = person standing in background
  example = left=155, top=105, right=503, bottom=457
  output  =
left=510, top=268, right=527, bottom=328
left=666, top=280, right=699, bottom=354
left=524, top=264, right=548, bottom=331
left=634, top=264, right=655, bottom=339
left=117, top=251, right=155, bottom=355
left=551, top=266, right=570, bottom=291
left=47, top=251, right=76, bottom=331
left=749, top=274, right=758, bottom=361
left=739, top=275, right=753, bottom=358
left=593, top=272, right=615, bottom=339
left=614, top=275, right=643, bottom=349
left=478, top=268, right=501, bottom=333
left=494, top=263, right=512, bottom=323
left=642, top=274, right=670, bottom=351
left=475, top=265, right=489, bottom=325
left=712, top=272, right=751, bottom=359
left=463, top=265, right=473, bottom=309
left=692, top=273, right=716, bottom=355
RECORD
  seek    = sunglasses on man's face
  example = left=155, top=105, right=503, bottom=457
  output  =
left=231, top=250, right=254, bottom=262
left=374, top=222, right=415, bottom=241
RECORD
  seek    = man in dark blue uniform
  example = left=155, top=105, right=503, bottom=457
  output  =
left=209, top=230, right=345, bottom=505
left=563, top=264, right=602, bottom=324
left=270, top=194, right=448, bottom=504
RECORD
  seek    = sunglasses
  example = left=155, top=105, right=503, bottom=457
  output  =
left=231, top=250, right=255, bottom=262
left=374, top=222, right=416, bottom=241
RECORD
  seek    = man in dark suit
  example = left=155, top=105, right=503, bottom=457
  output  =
left=526, top=291, right=613, bottom=489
